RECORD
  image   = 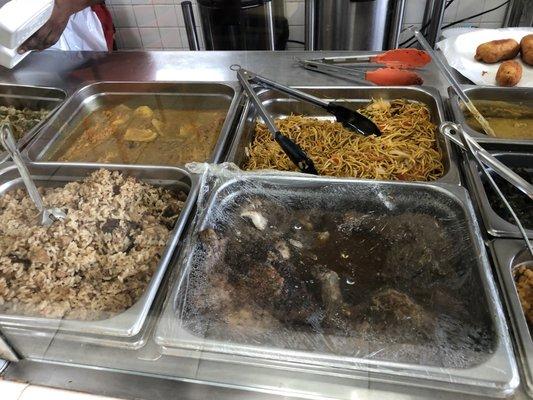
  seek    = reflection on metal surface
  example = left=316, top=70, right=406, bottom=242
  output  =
left=0, top=163, right=196, bottom=345
left=226, top=86, right=460, bottom=184
left=0, top=333, right=18, bottom=362
left=490, top=240, right=533, bottom=398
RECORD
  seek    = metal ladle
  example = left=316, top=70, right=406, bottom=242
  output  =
left=0, top=123, right=66, bottom=226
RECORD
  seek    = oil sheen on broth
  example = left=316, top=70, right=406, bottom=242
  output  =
left=46, top=101, right=226, bottom=165
left=465, top=100, right=533, bottom=140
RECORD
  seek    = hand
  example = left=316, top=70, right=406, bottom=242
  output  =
left=18, top=0, right=91, bottom=53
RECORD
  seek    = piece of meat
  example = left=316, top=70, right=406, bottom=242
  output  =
left=311, top=265, right=344, bottom=314
left=381, top=214, right=453, bottom=281
left=369, top=288, right=435, bottom=337
left=496, top=60, right=522, bottom=87
left=240, top=210, right=268, bottom=230
left=198, top=228, right=228, bottom=273
left=520, top=34, right=533, bottom=66
left=245, top=262, right=284, bottom=299
left=475, top=39, right=520, bottom=63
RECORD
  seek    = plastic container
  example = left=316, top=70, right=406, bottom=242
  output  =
left=0, top=0, right=54, bottom=49
left=0, top=43, right=29, bottom=68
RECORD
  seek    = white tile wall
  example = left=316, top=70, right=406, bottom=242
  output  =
left=106, top=0, right=509, bottom=50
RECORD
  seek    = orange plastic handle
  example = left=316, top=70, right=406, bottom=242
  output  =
left=365, top=68, right=423, bottom=86
left=371, top=49, right=431, bottom=68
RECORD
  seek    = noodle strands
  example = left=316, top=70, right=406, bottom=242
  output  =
left=243, top=99, right=444, bottom=181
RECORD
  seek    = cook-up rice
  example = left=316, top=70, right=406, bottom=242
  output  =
left=0, top=169, right=186, bottom=320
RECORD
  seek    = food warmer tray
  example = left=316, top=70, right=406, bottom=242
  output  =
left=489, top=240, right=533, bottom=398
left=0, top=84, right=66, bottom=164
left=225, top=86, right=461, bottom=185
left=448, top=86, right=533, bottom=146
left=23, top=82, right=242, bottom=166
left=0, top=162, right=196, bottom=348
left=462, top=151, right=533, bottom=239
left=155, top=173, right=517, bottom=397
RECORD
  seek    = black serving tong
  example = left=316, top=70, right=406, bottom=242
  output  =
left=235, top=67, right=381, bottom=137
left=236, top=67, right=318, bottom=175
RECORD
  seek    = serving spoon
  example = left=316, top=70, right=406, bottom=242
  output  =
left=0, top=123, right=66, bottom=226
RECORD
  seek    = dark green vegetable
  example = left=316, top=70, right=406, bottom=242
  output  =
left=486, top=167, right=533, bottom=229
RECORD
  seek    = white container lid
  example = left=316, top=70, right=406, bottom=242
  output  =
left=0, top=43, right=30, bottom=68
left=0, top=0, right=54, bottom=50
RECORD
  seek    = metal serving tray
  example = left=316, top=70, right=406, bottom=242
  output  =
left=463, top=151, right=533, bottom=239
left=449, top=86, right=533, bottom=145
left=24, top=82, right=241, bottom=166
left=225, top=86, right=461, bottom=184
left=156, top=174, right=517, bottom=397
left=0, top=84, right=66, bottom=163
left=489, top=240, right=533, bottom=398
left=0, top=162, right=196, bottom=342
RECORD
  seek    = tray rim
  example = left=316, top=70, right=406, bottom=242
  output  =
left=0, top=83, right=67, bottom=164
left=488, top=239, right=533, bottom=398
left=224, top=85, right=461, bottom=186
left=448, top=85, right=533, bottom=146
left=155, top=172, right=518, bottom=397
left=0, top=161, right=198, bottom=340
left=21, top=80, right=243, bottom=168
left=462, top=151, right=533, bottom=239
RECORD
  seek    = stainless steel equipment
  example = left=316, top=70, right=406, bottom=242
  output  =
left=504, top=0, right=533, bottom=27
left=463, top=151, right=533, bottom=239
left=448, top=86, right=533, bottom=146
left=156, top=172, right=518, bottom=397
left=440, top=122, right=533, bottom=200
left=420, top=0, right=447, bottom=48
left=0, top=162, right=196, bottom=348
left=0, top=84, right=65, bottom=163
left=225, top=86, right=461, bottom=185
left=308, top=0, right=405, bottom=51
left=414, top=29, right=496, bottom=136
left=0, top=124, right=66, bottom=226
left=23, top=82, right=241, bottom=166
left=181, top=0, right=287, bottom=50
left=181, top=2, right=200, bottom=51
left=489, top=240, right=533, bottom=398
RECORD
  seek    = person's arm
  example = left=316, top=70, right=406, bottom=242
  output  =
left=18, top=0, right=104, bottom=53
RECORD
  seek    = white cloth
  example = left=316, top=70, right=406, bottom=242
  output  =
left=48, top=7, right=107, bottom=51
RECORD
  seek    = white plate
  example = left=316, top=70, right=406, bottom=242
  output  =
left=437, top=28, right=533, bottom=87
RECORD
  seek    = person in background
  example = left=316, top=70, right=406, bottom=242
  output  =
left=17, top=0, right=114, bottom=53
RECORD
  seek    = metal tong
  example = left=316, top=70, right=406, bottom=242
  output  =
left=440, top=122, right=533, bottom=200
left=412, top=29, right=495, bottom=137
left=311, top=49, right=432, bottom=69
left=299, top=48, right=429, bottom=86
left=235, top=67, right=381, bottom=137
left=440, top=122, right=532, bottom=256
left=236, top=68, right=318, bottom=175
left=0, top=123, right=66, bottom=226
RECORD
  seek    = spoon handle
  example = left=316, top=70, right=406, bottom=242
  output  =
left=0, top=123, right=45, bottom=213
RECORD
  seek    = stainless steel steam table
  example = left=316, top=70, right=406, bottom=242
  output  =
left=0, top=50, right=527, bottom=400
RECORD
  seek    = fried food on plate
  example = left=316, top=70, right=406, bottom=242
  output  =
left=520, top=34, right=533, bottom=66
left=475, top=39, right=520, bottom=63
left=496, top=60, right=523, bottom=87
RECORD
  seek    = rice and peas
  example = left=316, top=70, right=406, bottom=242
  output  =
left=0, top=169, right=186, bottom=321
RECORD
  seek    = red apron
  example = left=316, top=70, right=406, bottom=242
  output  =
left=91, top=4, right=114, bottom=51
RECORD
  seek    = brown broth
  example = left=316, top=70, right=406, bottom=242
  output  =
left=464, top=100, right=533, bottom=140
left=46, top=103, right=226, bottom=165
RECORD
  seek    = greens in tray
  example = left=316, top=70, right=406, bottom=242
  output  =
left=0, top=105, right=49, bottom=142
